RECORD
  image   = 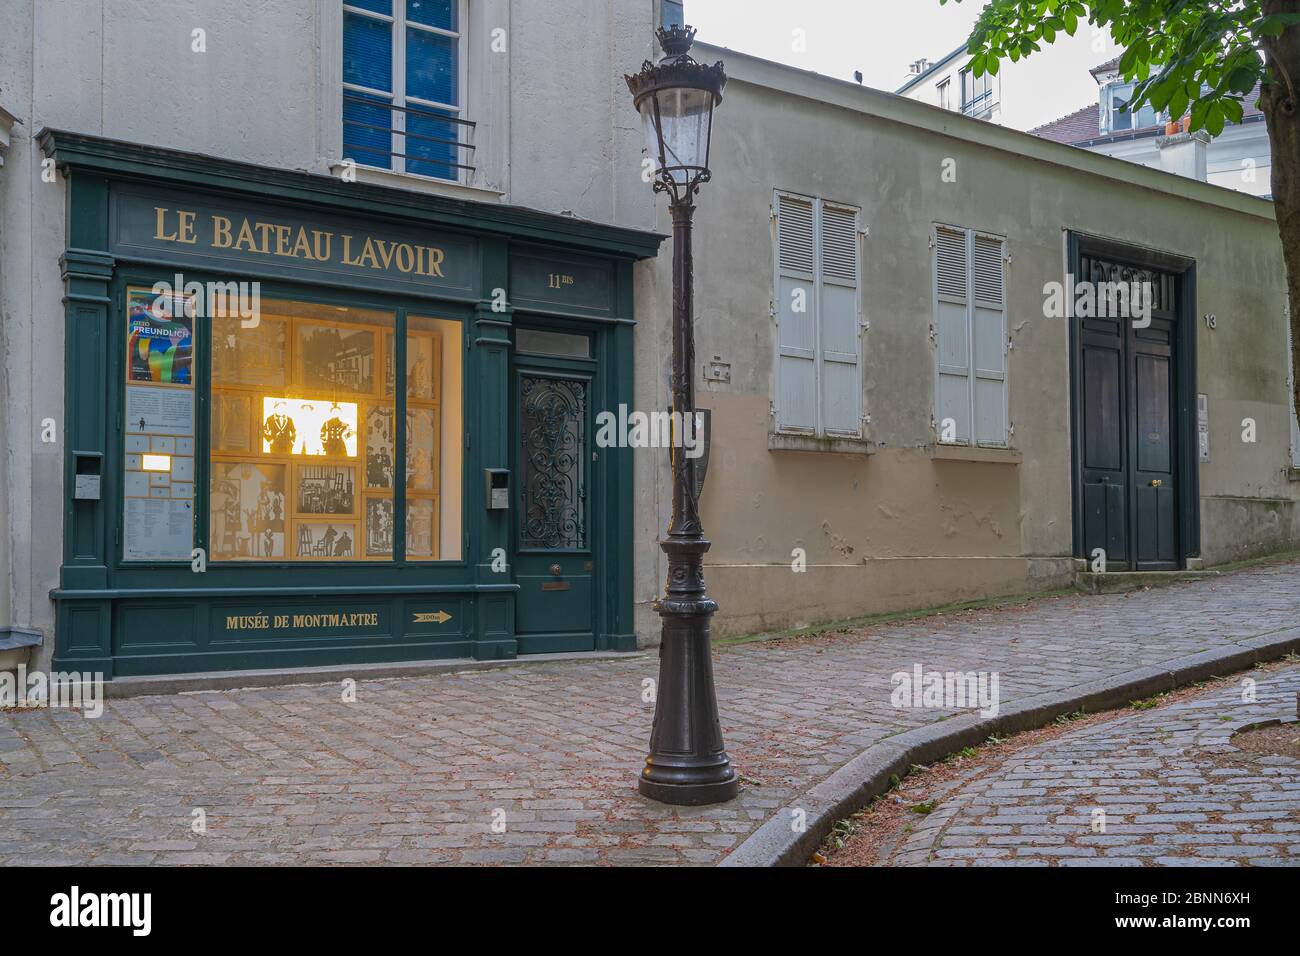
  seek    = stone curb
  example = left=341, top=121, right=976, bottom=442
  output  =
left=101, top=650, right=646, bottom=699
left=718, top=625, right=1300, bottom=867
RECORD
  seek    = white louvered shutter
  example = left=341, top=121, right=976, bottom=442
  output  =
left=934, top=226, right=972, bottom=442
left=819, top=204, right=861, bottom=436
left=775, top=193, right=817, bottom=432
left=971, top=233, right=1008, bottom=445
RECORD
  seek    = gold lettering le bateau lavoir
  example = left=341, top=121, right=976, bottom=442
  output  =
left=153, top=207, right=447, bottom=278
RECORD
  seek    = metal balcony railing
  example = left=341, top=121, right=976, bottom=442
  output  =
left=343, top=93, right=476, bottom=181
left=961, top=91, right=995, bottom=118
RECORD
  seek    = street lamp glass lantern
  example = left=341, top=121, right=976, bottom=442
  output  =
left=626, top=25, right=726, bottom=201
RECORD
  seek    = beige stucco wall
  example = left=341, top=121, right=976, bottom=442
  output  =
left=631, top=45, right=1298, bottom=642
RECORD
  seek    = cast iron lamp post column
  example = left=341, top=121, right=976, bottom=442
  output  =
left=626, top=25, right=738, bottom=805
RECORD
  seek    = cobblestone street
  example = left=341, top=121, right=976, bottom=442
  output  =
left=882, top=665, right=1300, bottom=867
left=3, top=560, right=1300, bottom=866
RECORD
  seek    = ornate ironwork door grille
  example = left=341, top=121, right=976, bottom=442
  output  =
left=518, top=374, right=587, bottom=550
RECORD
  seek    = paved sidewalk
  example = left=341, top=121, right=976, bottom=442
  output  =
left=886, top=666, right=1300, bottom=867
left=2, top=560, right=1299, bottom=866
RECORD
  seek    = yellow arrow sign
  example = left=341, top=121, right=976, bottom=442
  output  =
left=413, top=610, right=453, bottom=624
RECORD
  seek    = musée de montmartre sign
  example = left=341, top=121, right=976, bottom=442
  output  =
left=111, top=185, right=480, bottom=295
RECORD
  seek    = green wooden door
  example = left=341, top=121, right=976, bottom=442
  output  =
left=511, top=342, right=597, bottom=653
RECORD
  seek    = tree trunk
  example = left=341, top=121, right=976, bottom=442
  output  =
left=1261, top=4, right=1300, bottom=438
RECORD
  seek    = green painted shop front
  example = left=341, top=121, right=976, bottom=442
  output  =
left=41, top=131, right=662, bottom=679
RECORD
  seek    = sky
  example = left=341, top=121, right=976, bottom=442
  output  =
left=686, top=0, right=986, bottom=92
left=683, top=0, right=1118, bottom=130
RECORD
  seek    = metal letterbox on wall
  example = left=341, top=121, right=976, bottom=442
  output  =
left=484, top=469, right=510, bottom=510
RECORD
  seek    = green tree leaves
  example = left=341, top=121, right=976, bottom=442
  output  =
left=939, top=0, right=1285, bottom=136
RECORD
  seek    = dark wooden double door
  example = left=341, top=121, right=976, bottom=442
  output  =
left=1076, top=254, right=1184, bottom=571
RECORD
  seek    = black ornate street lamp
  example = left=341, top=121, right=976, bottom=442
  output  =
left=626, top=25, right=737, bottom=806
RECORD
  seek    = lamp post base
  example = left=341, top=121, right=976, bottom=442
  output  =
left=638, top=772, right=739, bottom=806
left=639, top=537, right=739, bottom=807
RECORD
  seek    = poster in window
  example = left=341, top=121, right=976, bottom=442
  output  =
left=407, top=407, right=439, bottom=492
left=209, top=462, right=286, bottom=560
left=366, top=497, right=394, bottom=557
left=123, top=498, right=194, bottom=561
left=365, top=406, right=396, bottom=490
left=126, top=289, right=194, bottom=386
left=295, top=521, right=357, bottom=559
left=297, top=464, right=357, bottom=516
left=407, top=498, right=437, bottom=559
left=212, top=316, right=286, bottom=388
left=126, top=385, right=195, bottom=436
left=297, top=322, right=376, bottom=394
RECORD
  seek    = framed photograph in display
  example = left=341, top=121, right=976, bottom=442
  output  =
left=209, top=461, right=287, bottom=560
left=212, top=316, right=286, bottom=388
left=365, top=406, right=396, bottom=490
left=294, top=520, right=358, bottom=560
left=407, top=498, right=438, bottom=560
left=383, top=330, right=395, bottom=398
left=406, top=407, right=439, bottom=492
left=296, top=464, right=357, bottom=516
left=260, top=398, right=358, bottom=458
left=213, top=393, right=252, bottom=453
left=365, top=497, right=394, bottom=558
left=407, top=332, right=440, bottom=401
left=296, top=322, right=377, bottom=395
left=261, top=399, right=299, bottom=455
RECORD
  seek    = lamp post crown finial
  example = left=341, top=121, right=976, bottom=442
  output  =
left=657, top=23, right=697, bottom=58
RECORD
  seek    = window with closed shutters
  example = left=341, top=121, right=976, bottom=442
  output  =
left=933, top=224, right=1008, bottom=446
left=774, top=191, right=863, bottom=438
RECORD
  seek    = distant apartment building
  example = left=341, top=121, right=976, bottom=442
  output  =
left=898, top=38, right=1271, bottom=198
left=895, top=29, right=1112, bottom=131
left=1031, top=58, right=1273, bottom=198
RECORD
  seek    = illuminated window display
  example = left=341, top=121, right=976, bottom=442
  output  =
left=122, top=289, right=462, bottom=564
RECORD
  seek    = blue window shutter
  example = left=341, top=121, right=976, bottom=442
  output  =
left=662, top=1, right=685, bottom=28
left=407, top=107, right=458, bottom=177
left=407, top=0, right=456, bottom=30
left=349, top=0, right=393, bottom=15
left=343, top=11, right=393, bottom=92
left=406, top=27, right=458, bottom=105
left=343, top=90, right=394, bottom=170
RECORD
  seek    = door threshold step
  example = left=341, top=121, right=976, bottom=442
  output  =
left=1074, top=569, right=1221, bottom=594
left=102, top=650, right=644, bottom=699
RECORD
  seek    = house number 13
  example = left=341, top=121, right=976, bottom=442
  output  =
left=1204, top=313, right=1217, bottom=329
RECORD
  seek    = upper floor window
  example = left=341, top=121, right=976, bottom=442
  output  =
left=960, top=67, right=994, bottom=117
left=343, top=1, right=471, bottom=182
left=1102, top=82, right=1159, bottom=134
left=937, top=78, right=951, bottom=111
left=661, top=0, right=685, bottom=28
